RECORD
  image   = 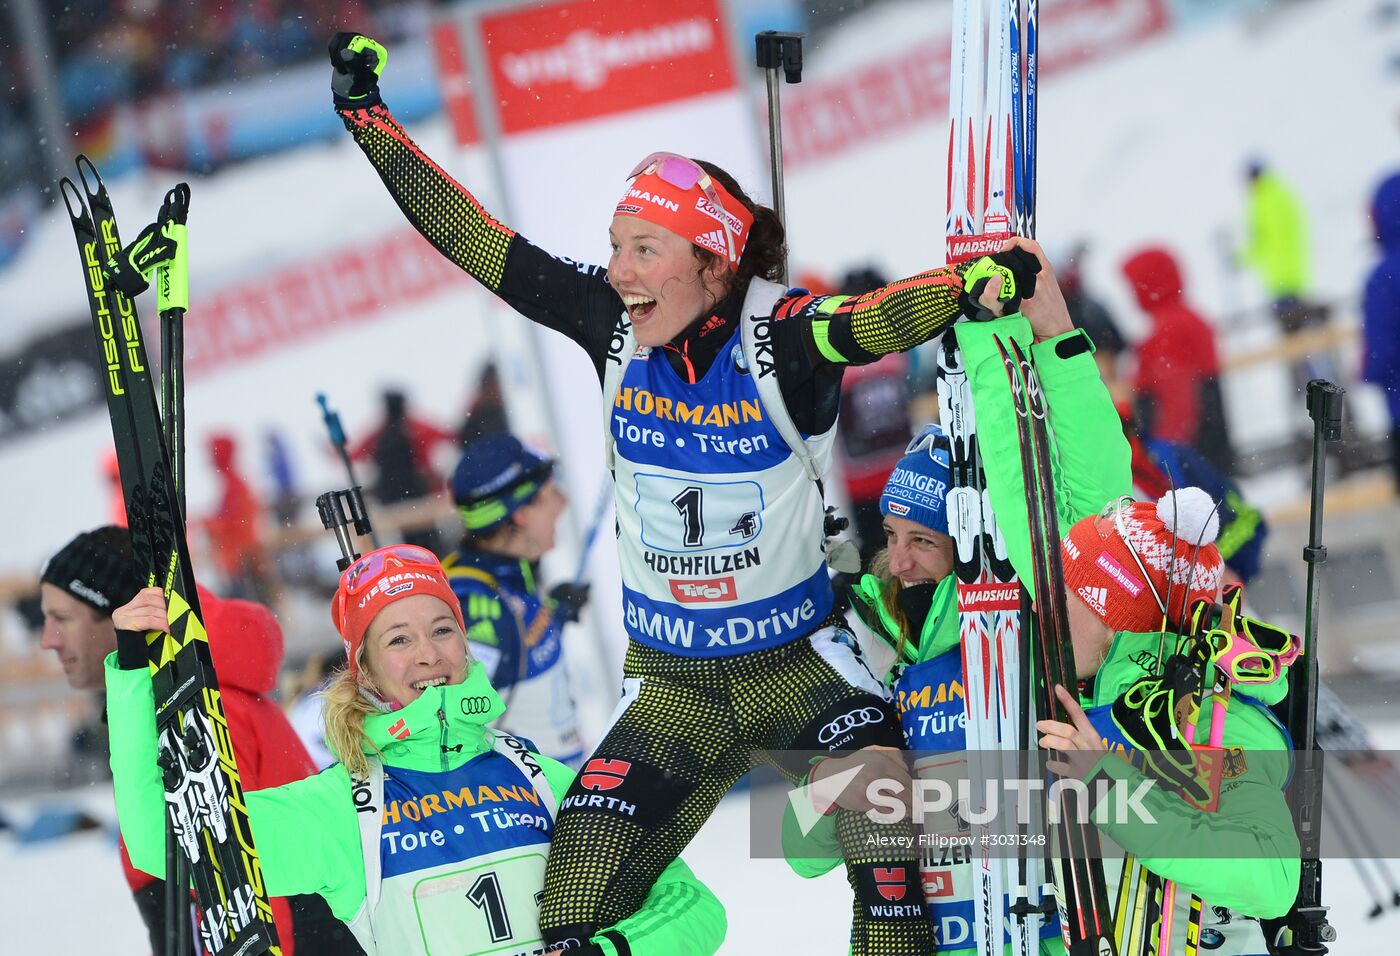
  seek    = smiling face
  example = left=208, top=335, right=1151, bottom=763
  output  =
left=361, top=594, right=470, bottom=707
left=609, top=215, right=730, bottom=347
left=40, top=583, right=117, bottom=691
left=882, top=515, right=956, bottom=587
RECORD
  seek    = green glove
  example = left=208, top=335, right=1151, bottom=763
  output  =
left=329, top=32, right=387, bottom=107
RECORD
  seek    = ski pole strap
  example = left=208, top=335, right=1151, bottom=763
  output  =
left=1111, top=644, right=1215, bottom=805
left=105, top=219, right=180, bottom=298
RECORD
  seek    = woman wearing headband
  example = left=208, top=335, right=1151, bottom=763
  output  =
left=328, top=32, right=1043, bottom=954
left=787, top=286, right=1300, bottom=952
left=105, top=546, right=725, bottom=956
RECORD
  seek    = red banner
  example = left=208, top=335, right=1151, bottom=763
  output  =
left=783, top=0, right=1170, bottom=169
left=480, top=0, right=735, bottom=134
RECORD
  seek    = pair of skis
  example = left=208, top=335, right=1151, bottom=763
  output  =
left=60, top=156, right=281, bottom=956
left=947, top=0, right=1037, bottom=262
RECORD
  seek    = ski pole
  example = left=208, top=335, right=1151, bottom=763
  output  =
left=317, top=487, right=374, bottom=571
left=158, top=183, right=195, bottom=956
left=317, top=393, right=379, bottom=548
left=572, top=480, right=613, bottom=586
left=1271, top=378, right=1343, bottom=954
left=754, top=30, right=803, bottom=285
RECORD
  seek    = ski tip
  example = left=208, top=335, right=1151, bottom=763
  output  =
left=74, top=154, right=103, bottom=196
left=58, top=178, right=88, bottom=221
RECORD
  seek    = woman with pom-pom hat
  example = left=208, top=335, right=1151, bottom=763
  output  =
left=783, top=256, right=1300, bottom=952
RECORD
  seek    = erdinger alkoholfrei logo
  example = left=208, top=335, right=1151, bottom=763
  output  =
left=874, top=866, right=908, bottom=902
left=580, top=758, right=631, bottom=792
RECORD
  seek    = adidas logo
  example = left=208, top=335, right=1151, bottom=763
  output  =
left=699, top=314, right=725, bottom=337
left=695, top=228, right=728, bottom=257
left=1077, top=585, right=1108, bottom=617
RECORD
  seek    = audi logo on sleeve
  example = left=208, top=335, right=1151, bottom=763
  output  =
left=818, top=707, right=884, bottom=744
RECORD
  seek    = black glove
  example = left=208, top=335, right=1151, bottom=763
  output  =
left=957, top=247, right=1041, bottom=321
left=547, top=582, right=591, bottom=624
left=104, top=220, right=179, bottom=298
left=329, top=32, right=387, bottom=107
left=116, top=628, right=148, bottom=671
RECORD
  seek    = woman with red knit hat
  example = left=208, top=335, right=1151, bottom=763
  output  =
left=326, top=30, right=1044, bottom=954
left=105, top=546, right=725, bottom=956
left=1033, top=487, right=1301, bottom=952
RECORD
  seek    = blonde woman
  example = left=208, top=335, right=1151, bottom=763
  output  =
left=107, top=545, right=725, bottom=956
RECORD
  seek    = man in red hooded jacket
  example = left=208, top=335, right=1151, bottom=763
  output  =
left=1121, top=245, right=1237, bottom=475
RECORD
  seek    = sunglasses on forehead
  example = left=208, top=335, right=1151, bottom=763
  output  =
left=904, top=424, right=951, bottom=459
left=341, top=544, right=441, bottom=595
left=627, top=151, right=742, bottom=266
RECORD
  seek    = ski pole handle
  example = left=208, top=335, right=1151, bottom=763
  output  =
left=317, top=487, right=373, bottom=571
left=755, top=30, right=803, bottom=285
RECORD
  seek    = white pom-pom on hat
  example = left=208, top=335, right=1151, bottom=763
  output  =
left=1155, top=487, right=1220, bottom=547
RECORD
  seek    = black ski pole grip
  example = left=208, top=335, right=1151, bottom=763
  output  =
left=317, top=489, right=360, bottom=571
left=1306, top=379, right=1345, bottom=442
left=755, top=30, right=804, bottom=83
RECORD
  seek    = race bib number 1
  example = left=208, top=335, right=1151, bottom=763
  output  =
left=633, top=473, right=763, bottom=552
left=412, top=852, right=547, bottom=955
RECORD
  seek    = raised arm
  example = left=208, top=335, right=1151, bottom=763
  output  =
left=329, top=34, right=622, bottom=377
left=106, top=590, right=366, bottom=918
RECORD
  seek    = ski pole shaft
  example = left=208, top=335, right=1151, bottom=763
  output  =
left=755, top=30, right=803, bottom=285
left=317, top=393, right=379, bottom=548
left=156, top=184, right=191, bottom=518
left=572, top=481, right=612, bottom=585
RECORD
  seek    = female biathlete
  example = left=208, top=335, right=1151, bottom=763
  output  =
left=107, top=547, right=725, bottom=956
left=444, top=433, right=588, bottom=768
left=788, top=250, right=1300, bottom=953
left=327, top=31, right=1040, bottom=953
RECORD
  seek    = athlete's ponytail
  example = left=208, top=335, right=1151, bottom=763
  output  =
left=869, top=549, right=915, bottom=666
left=695, top=161, right=787, bottom=291
left=321, top=664, right=381, bottom=779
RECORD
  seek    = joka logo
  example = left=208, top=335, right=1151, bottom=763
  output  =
left=388, top=718, right=410, bottom=741
left=460, top=696, right=491, bottom=715
left=1077, top=585, right=1108, bottom=617
left=668, top=576, right=735, bottom=604
left=580, top=758, right=631, bottom=792
left=874, top=867, right=907, bottom=902
left=923, top=869, right=954, bottom=899
left=818, top=707, right=883, bottom=745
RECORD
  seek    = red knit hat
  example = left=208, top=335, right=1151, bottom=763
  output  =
left=1061, top=488, right=1224, bottom=634
left=329, top=545, right=465, bottom=679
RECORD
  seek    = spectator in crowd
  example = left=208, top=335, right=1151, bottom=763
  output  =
left=1055, top=241, right=1128, bottom=398
left=203, top=431, right=272, bottom=602
left=39, top=528, right=161, bottom=946
left=833, top=266, right=915, bottom=565
left=458, top=361, right=510, bottom=445
left=1118, top=402, right=1268, bottom=585
left=1122, top=245, right=1236, bottom=476
left=1364, top=170, right=1400, bottom=489
left=349, top=388, right=457, bottom=552
left=1242, top=159, right=1312, bottom=331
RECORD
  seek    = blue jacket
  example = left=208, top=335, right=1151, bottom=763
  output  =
left=1364, top=171, right=1400, bottom=419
